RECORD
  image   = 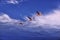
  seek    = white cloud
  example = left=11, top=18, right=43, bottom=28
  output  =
left=0, top=9, right=60, bottom=35
left=23, top=9, right=60, bottom=29
left=0, top=9, right=60, bottom=29
left=7, top=0, right=19, bottom=4
left=0, top=0, right=27, bottom=5
left=0, top=13, right=22, bottom=25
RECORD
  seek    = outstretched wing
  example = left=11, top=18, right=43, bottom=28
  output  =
left=36, top=11, right=42, bottom=16
left=26, top=16, right=32, bottom=21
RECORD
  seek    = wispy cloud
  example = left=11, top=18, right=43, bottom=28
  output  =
left=6, top=0, right=19, bottom=4
left=0, top=6, right=60, bottom=30
left=0, top=9, right=60, bottom=36
left=0, top=13, right=22, bottom=25
left=23, top=9, right=60, bottom=29
left=0, top=0, right=25, bottom=4
left=0, top=9, right=60, bottom=28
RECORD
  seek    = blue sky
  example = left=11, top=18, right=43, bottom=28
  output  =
left=0, top=0, right=60, bottom=21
